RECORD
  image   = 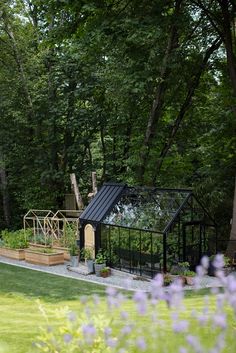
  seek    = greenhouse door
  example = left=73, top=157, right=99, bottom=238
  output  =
left=84, top=224, right=95, bottom=259
left=183, top=222, right=206, bottom=269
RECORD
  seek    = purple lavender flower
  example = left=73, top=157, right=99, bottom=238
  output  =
left=120, top=310, right=129, bottom=320
left=63, top=333, right=72, bottom=344
left=106, top=286, right=117, bottom=297
left=136, top=337, right=146, bottom=351
left=213, top=313, right=227, bottom=330
left=153, top=273, right=164, bottom=287
left=133, top=291, right=148, bottom=315
left=104, top=326, right=112, bottom=339
left=186, top=334, right=202, bottom=353
left=213, top=254, right=224, bottom=269
left=121, top=324, right=132, bottom=335
left=201, top=256, right=209, bottom=269
left=133, top=290, right=147, bottom=302
left=196, top=265, right=206, bottom=277
left=82, top=324, right=96, bottom=339
left=227, top=274, right=236, bottom=293
left=173, top=320, right=189, bottom=333
left=106, top=337, right=117, bottom=348
left=179, top=347, right=188, bottom=353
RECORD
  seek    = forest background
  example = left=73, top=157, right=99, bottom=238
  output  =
left=0, top=0, right=235, bottom=244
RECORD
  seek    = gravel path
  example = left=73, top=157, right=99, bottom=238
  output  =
left=0, top=256, right=225, bottom=292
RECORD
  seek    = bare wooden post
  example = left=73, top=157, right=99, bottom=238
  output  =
left=92, top=172, right=97, bottom=195
left=70, top=173, right=84, bottom=209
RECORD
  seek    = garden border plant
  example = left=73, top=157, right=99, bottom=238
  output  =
left=35, top=254, right=236, bottom=353
left=0, top=229, right=31, bottom=260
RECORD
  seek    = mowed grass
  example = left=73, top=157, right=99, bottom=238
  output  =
left=0, top=263, right=235, bottom=353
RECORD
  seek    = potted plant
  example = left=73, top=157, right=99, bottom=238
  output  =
left=58, top=224, right=79, bottom=266
left=170, top=261, right=190, bottom=285
left=100, top=267, right=111, bottom=278
left=81, top=247, right=94, bottom=273
left=69, top=243, right=79, bottom=267
left=164, top=273, right=173, bottom=286
left=183, top=270, right=196, bottom=285
left=0, top=229, right=30, bottom=260
left=94, top=249, right=106, bottom=277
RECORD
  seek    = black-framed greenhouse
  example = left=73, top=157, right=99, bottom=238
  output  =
left=79, top=183, right=217, bottom=278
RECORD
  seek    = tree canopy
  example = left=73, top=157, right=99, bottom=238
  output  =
left=0, top=0, right=235, bottom=242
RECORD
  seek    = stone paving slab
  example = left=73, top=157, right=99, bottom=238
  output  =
left=0, top=255, right=225, bottom=292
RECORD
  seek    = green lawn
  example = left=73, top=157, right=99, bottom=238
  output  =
left=0, top=263, right=235, bottom=353
left=0, top=263, right=106, bottom=353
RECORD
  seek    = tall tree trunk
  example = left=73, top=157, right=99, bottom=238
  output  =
left=0, top=152, right=10, bottom=227
left=138, top=0, right=183, bottom=182
left=219, top=0, right=236, bottom=96
left=218, top=0, right=236, bottom=256
left=100, top=123, right=107, bottom=182
left=226, top=179, right=236, bottom=257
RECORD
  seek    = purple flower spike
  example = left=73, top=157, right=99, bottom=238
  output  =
left=82, top=323, right=96, bottom=337
left=106, top=337, right=117, bottom=348
left=201, top=256, right=209, bottom=269
left=196, top=265, right=206, bottom=277
left=64, top=333, right=72, bottom=344
left=179, top=347, right=188, bottom=353
left=213, top=254, right=224, bottom=269
left=121, top=324, right=132, bottom=335
left=227, top=274, right=236, bottom=293
left=133, top=290, right=147, bottom=302
left=153, top=273, right=164, bottom=287
left=186, top=334, right=203, bottom=353
left=213, top=313, right=227, bottom=330
left=173, top=320, right=189, bottom=333
left=106, top=286, right=117, bottom=297
left=136, top=337, right=146, bottom=351
left=120, top=311, right=129, bottom=320
left=104, top=326, right=112, bottom=339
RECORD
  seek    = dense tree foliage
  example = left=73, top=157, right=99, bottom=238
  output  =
left=0, top=0, right=235, bottom=242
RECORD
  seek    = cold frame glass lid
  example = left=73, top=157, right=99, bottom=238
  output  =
left=102, top=187, right=191, bottom=233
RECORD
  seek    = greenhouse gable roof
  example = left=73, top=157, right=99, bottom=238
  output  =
left=79, top=183, right=199, bottom=233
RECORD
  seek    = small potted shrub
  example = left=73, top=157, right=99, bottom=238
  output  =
left=183, top=270, right=196, bottom=285
left=170, top=262, right=190, bottom=285
left=81, top=247, right=94, bottom=273
left=164, top=273, right=173, bottom=286
left=94, top=249, right=106, bottom=277
left=100, top=267, right=111, bottom=278
left=69, top=243, right=79, bottom=267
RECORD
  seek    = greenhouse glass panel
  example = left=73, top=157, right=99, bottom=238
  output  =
left=103, top=187, right=191, bottom=233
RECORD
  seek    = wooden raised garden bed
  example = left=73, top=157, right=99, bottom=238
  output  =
left=52, top=246, right=70, bottom=261
left=0, top=247, right=25, bottom=260
left=25, top=249, right=64, bottom=266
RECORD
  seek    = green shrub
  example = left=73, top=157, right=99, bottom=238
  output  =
left=1, top=229, right=31, bottom=249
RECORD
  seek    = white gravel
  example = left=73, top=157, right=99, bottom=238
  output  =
left=0, top=255, right=226, bottom=292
